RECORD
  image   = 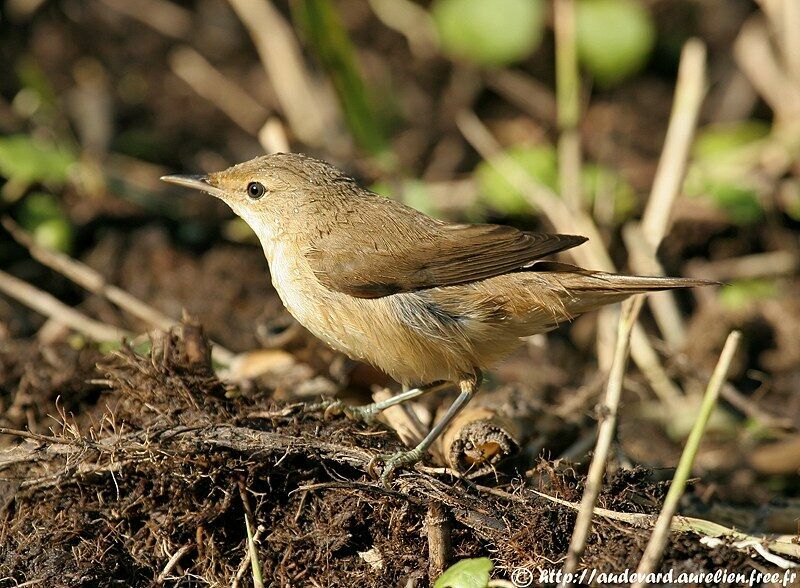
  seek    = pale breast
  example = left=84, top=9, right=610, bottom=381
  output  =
left=267, top=243, right=481, bottom=385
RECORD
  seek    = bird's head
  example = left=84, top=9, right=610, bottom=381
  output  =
left=161, top=152, right=355, bottom=256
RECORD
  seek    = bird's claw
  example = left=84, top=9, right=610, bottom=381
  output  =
left=367, top=448, right=424, bottom=486
left=321, top=400, right=378, bottom=425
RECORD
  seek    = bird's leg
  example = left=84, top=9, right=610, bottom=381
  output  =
left=369, top=371, right=482, bottom=485
left=322, top=381, right=452, bottom=425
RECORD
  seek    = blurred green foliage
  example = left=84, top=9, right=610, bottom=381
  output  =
left=292, top=0, right=392, bottom=165
left=0, top=134, right=76, bottom=198
left=16, top=192, right=74, bottom=253
left=434, top=557, right=493, bottom=588
left=372, top=178, right=439, bottom=217
left=576, top=0, right=656, bottom=87
left=685, top=121, right=771, bottom=225
left=719, top=279, right=779, bottom=311
left=432, top=0, right=545, bottom=67
left=476, top=145, right=636, bottom=220
left=663, top=400, right=738, bottom=441
left=692, top=120, right=770, bottom=159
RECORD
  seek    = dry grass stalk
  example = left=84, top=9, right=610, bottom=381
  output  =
left=226, top=0, right=343, bottom=152
left=626, top=40, right=707, bottom=351
left=735, top=15, right=800, bottom=122
left=516, top=485, right=800, bottom=561
left=0, top=268, right=130, bottom=343
left=560, top=296, right=644, bottom=582
left=258, top=117, right=290, bottom=153
left=2, top=217, right=235, bottom=365
left=169, top=46, right=269, bottom=135
left=97, top=0, right=192, bottom=39
left=633, top=331, right=742, bottom=584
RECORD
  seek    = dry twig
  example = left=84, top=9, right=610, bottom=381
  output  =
left=561, top=296, right=644, bottom=582
left=2, top=217, right=234, bottom=365
left=169, top=46, right=269, bottom=135
left=0, top=268, right=129, bottom=343
left=631, top=39, right=707, bottom=350
left=226, top=0, right=343, bottom=152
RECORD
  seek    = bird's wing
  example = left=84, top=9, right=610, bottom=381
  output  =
left=306, top=220, right=587, bottom=298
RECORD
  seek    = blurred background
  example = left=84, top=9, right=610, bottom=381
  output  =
left=1, top=0, right=800, bottom=554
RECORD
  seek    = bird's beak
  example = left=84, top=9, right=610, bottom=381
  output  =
left=160, top=174, right=226, bottom=198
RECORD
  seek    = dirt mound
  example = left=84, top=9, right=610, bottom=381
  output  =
left=0, top=321, right=753, bottom=586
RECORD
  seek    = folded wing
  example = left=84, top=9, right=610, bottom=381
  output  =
left=307, top=221, right=587, bottom=298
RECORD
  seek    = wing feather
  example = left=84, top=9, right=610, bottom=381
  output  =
left=307, top=218, right=587, bottom=298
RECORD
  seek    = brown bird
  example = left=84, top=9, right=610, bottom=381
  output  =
left=162, top=152, right=710, bottom=482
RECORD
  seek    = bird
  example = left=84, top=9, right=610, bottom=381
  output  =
left=162, top=152, right=711, bottom=483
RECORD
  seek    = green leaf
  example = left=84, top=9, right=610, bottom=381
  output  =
left=719, top=279, right=779, bottom=311
left=372, top=179, right=441, bottom=217
left=434, top=558, right=493, bottom=588
left=708, top=184, right=763, bottom=225
left=433, top=0, right=545, bottom=67
left=693, top=121, right=770, bottom=162
left=685, top=121, right=770, bottom=225
left=576, top=0, right=655, bottom=87
left=293, top=0, right=392, bottom=164
left=0, top=134, right=76, bottom=189
left=16, top=192, right=74, bottom=253
left=476, top=145, right=558, bottom=215
left=476, top=145, right=636, bottom=221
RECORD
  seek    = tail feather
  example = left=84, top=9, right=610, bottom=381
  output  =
left=527, top=261, right=718, bottom=292
left=540, top=269, right=717, bottom=317
left=571, top=272, right=718, bottom=292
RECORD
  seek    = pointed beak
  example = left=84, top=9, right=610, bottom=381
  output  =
left=160, top=174, right=211, bottom=191
left=161, top=173, right=228, bottom=199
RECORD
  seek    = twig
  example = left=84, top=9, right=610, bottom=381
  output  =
left=456, top=110, right=683, bottom=405
left=0, top=426, right=80, bottom=446
left=226, top=0, right=343, bottom=151
left=560, top=296, right=644, bottom=583
left=368, top=0, right=438, bottom=58
left=633, top=331, right=742, bottom=585
left=169, top=46, right=269, bottom=135
left=426, top=501, right=452, bottom=582
left=97, top=0, right=192, bottom=39
left=484, top=69, right=556, bottom=123
left=156, top=544, right=192, bottom=584
left=554, top=0, right=583, bottom=212
left=238, top=482, right=264, bottom=588
left=632, top=40, right=707, bottom=351
left=685, top=250, right=799, bottom=282
left=0, top=268, right=129, bottom=343
left=2, top=217, right=234, bottom=366
left=622, top=224, right=688, bottom=350
left=640, top=39, right=707, bottom=246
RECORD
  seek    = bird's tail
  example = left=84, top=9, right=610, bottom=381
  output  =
left=565, top=272, right=718, bottom=292
left=531, top=263, right=718, bottom=317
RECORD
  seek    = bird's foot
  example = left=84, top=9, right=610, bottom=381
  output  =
left=367, top=448, right=424, bottom=486
left=320, top=399, right=379, bottom=425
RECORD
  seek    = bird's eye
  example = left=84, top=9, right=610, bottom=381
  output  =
left=247, top=181, right=266, bottom=199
